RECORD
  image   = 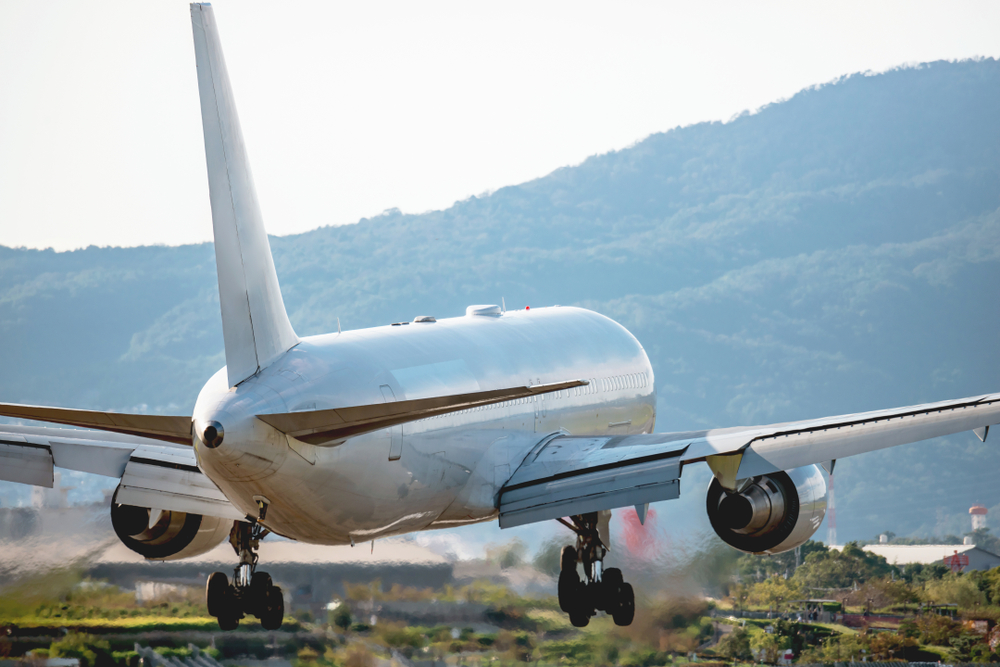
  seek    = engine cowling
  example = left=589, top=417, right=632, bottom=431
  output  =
left=111, top=490, right=232, bottom=561
left=706, top=464, right=827, bottom=555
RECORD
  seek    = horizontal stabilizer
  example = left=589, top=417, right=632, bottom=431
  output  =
left=0, top=403, right=192, bottom=446
left=257, top=380, right=587, bottom=445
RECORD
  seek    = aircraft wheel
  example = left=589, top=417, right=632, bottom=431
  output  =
left=206, top=571, right=229, bottom=618
left=217, top=613, right=239, bottom=631
left=249, top=571, right=273, bottom=616
left=612, top=583, right=635, bottom=627
left=602, top=567, right=623, bottom=611
left=260, top=585, right=284, bottom=631
left=569, top=605, right=591, bottom=628
left=558, top=546, right=580, bottom=613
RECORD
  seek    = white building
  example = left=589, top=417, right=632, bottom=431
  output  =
left=862, top=543, right=1000, bottom=573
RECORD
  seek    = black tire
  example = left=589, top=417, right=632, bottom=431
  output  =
left=569, top=608, right=590, bottom=627
left=249, top=572, right=273, bottom=616
left=558, top=570, right=581, bottom=613
left=612, top=583, right=635, bottom=626
left=558, top=546, right=580, bottom=613
left=218, top=614, right=239, bottom=631
left=560, top=545, right=578, bottom=573
left=260, top=585, right=284, bottom=631
left=206, top=572, right=229, bottom=618
left=601, top=567, right=623, bottom=613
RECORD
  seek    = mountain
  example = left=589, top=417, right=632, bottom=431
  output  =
left=1, top=58, right=998, bottom=545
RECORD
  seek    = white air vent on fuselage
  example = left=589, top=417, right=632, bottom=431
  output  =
left=465, top=305, right=501, bottom=317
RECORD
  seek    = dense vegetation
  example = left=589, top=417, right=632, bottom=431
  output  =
left=7, top=543, right=1000, bottom=667
left=723, top=539, right=1000, bottom=663
left=1, top=58, right=999, bottom=544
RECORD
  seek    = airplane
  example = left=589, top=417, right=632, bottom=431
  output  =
left=1, top=3, right=998, bottom=631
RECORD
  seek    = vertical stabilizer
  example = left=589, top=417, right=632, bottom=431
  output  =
left=190, top=4, right=298, bottom=387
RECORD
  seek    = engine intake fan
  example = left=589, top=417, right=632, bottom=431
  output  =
left=110, top=487, right=233, bottom=560
left=706, top=465, right=827, bottom=555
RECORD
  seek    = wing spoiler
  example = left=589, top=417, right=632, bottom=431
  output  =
left=257, top=380, right=588, bottom=445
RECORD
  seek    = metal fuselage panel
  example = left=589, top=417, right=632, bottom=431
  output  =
left=192, top=306, right=656, bottom=545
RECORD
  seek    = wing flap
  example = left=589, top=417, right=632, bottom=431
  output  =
left=116, top=446, right=244, bottom=521
left=258, top=380, right=588, bottom=446
left=497, top=432, right=690, bottom=528
left=0, top=440, right=54, bottom=487
left=496, top=392, right=1000, bottom=529
left=0, top=424, right=241, bottom=521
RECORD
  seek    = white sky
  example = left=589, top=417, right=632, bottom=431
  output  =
left=1, top=1, right=998, bottom=251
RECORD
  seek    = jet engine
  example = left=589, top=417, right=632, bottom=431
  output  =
left=706, top=464, right=827, bottom=555
left=111, top=491, right=232, bottom=561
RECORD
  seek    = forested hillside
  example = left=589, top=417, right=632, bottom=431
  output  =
left=1, top=58, right=998, bottom=544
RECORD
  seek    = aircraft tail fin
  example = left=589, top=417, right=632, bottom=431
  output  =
left=190, top=3, right=298, bottom=387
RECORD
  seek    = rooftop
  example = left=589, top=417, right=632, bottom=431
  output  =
left=861, top=543, right=1000, bottom=565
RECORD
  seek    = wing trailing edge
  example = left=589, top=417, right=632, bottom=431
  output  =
left=0, top=403, right=192, bottom=446
left=257, top=380, right=588, bottom=445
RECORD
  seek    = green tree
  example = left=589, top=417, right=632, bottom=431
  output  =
left=923, top=573, right=987, bottom=608
left=748, top=575, right=803, bottom=609
left=949, top=631, right=990, bottom=662
left=736, top=540, right=828, bottom=582
left=867, top=631, right=915, bottom=660
left=793, top=542, right=893, bottom=589
left=717, top=627, right=753, bottom=661
left=50, top=633, right=112, bottom=667
left=975, top=565, right=1000, bottom=605
left=900, top=562, right=951, bottom=585
left=801, top=634, right=868, bottom=663
left=750, top=632, right=785, bottom=664
left=916, top=614, right=961, bottom=645
left=330, top=601, right=352, bottom=632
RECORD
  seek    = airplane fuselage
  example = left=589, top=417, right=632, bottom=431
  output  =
left=193, top=306, right=656, bottom=544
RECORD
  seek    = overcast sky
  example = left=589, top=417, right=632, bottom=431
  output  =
left=1, top=1, right=998, bottom=251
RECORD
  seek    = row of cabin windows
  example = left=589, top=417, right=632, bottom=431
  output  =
left=599, top=371, right=648, bottom=393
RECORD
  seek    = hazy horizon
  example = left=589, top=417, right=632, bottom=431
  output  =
left=2, top=1, right=999, bottom=251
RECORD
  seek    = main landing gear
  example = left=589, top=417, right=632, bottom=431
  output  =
left=206, top=514, right=284, bottom=630
left=557, top=511, right=635, bottom=628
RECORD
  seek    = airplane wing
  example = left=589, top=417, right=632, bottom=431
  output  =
left=0, top=403, right=191, bottom=445
left=0, top=424, right=242, bottom=520
left=497, top=391, right=1000, bottom=528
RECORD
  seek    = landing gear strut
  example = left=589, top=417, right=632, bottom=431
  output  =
left=206, top=509, right=284, bottom=630
left=556, top=512, right=635, bottom=627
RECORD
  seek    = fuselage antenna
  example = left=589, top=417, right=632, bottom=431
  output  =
left=502, top=297, right=506, bottom=314
left=337, top=317, right=342, bottom=334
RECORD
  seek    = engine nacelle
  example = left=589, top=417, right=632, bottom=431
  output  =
left=111, top=490, right=232, bottom=561
left=706, top=464, right=828, bottom=555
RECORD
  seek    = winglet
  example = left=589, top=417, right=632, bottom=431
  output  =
left=190, top=4, right=298, bottom=387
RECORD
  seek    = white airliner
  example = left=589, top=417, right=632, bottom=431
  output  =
left=1, top=4, right=997, bottom=631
